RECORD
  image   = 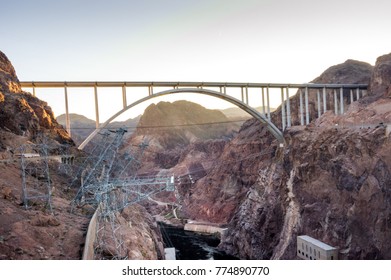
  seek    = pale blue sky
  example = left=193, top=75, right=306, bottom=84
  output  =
left=1, top=0, right=391, bottom=120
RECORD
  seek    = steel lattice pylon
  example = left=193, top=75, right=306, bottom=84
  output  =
left=69, top=128, right=175, bottom=259
left=19, top=141, right=53, bottom=212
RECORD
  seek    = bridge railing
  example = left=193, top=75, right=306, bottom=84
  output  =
left=20, top=81, right=368, bottom=136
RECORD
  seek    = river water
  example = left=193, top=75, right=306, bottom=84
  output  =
left=159, top=223, right=238, bottom=260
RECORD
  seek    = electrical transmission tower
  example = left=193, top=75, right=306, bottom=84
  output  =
left=18, top=139, right=53, bottom=212
left=69, top=128, right=175, bottom=259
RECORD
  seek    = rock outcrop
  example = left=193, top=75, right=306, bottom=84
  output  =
left=131, top=100, right=238, bottom=150
left=0, top=51, right=89, bottom=260
left=0, top=51, right=21, bottom=93
left=0, top=51, right=72, bottom=145
left=369, top=53, right=391, bottom=98
left=271, top=59, right=373, bottom=129
left=95, top=204, right=165, bottom=260
left=0, top=51, right=171, bottom=260
left=219, top=55, right=391, bottom=259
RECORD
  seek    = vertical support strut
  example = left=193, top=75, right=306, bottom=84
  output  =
left=261, top=87, right=266, bottom=116
left=356, top=88, right=360, bottom=100
left=122, top=85, right=127, bottom=109
left=64, top=85, right=71, bottom=137
left=241, top=87, right=244, bottom=103
left=246, top=86, right=249, bottom=105
left=280, top=87, right=286, bottom=130
left=266, top=86, right=271, bottom=121
left=299, top=88, right=304, bottom=125
left=322, top=87, right=327, bottom=113
left=350, top=89, right=354, bottom=104
left=94, top=85, right=100, bottom=129
left=334, top=89, right=338, bottom=115
left=340, top=87, right=344, bottom=114
left=32, top=85, right=36, bottom=97
left=305, top=87, right=309, bottom=125
left=317, top=89, right=321, bottom=118
left=286, top=87, right=291, bottom=128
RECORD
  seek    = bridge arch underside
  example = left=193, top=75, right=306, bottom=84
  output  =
left=78, top=88, right=284, bottom=150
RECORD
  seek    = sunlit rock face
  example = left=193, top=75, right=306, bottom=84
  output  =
left=219, top=54, right=391, bottom=260
left=370, top=53, right=391, bottom=98
left=0, top=51, right=21, bottom=93
left=0, top=50, right=72, bottom=144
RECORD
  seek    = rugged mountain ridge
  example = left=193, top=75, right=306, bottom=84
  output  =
left=0, top=51, right=163, bottom=260
left=0, top=51, right=72, bottom=146
left=132, top=100, right=238, bottom=149
left=56, top=113, right=141, bottom=146
left=121, top=100, right=240, bottom=177
left=218, top=55, right=391, bottom=259
left=128, top=54, right=390, bottom=259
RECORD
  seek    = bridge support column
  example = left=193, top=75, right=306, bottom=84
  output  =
left=299, top=89, right=304, bottom=125
left=122, top=85, right=127, bottom=109
left=280, top=88, right=286, bottom=130
left=286, top=87, right=291, bottom=128
left=94, top=85, right=100, bottom=129
left=323, top=87, right=327, bottom=113
left=334, top=89, right=338, bottom=115
left=261, top=87, right=266, bottom=116
left=245, top=86, right=249, bottom=105
left=350, top=89, right=354, bottom=104
left=356, top=88, right=360, bottom=100
left=266, top=86, right=271, bottom=121
left=305, top=87, right=309, bottom=125
left=340, top=87, right=344, bottom=114
left=317, top=89, right=321, bottom=118
left=64, top=86, right=71, bottom=136
left=32, top=85, right=36, bottom=97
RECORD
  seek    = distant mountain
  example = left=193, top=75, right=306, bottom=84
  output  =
left=125, top=100, right=240, bottom=150
left=220, top=106, right=276, bottom=120
left=56, top=113, right=140, bottom=146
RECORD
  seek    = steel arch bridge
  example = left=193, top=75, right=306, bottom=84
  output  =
left=20, top=81, right=368, bottom=149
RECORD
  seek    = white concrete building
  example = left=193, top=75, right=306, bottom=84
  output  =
left=297, top=235, right=338, bottom=260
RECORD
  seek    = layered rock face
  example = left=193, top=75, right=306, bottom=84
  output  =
left=0, top=51, right=72, bottom=145
left=133, top=100, right=238, bottom=150
left=0, top=51, right=21, bottom=93
left=369, top=53, right=391, bottom=98
left=219, top=54, right=391, bottom=259
left=0, top=51, right=166, bottom=259
left=0, top=51, right=87, bottom=259
left=271, top=60, right=373, bottom=128
left=95, top=204, right=165, bottom=260
left=122, top=100, right=240, bottom=176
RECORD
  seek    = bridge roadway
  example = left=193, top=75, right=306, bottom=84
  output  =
left=20, top=81, right=368, bottom=148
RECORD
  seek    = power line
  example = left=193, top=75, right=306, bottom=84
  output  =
left=58, top=118, right=251, bottom=130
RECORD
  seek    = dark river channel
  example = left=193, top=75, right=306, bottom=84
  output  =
left=159, top=223, right=238, bottom=260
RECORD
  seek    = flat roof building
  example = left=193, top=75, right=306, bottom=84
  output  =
left=297, top=235, right=338, bottom=260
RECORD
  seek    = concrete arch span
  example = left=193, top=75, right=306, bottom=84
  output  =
left=78, top=88, right=284, bottom=150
